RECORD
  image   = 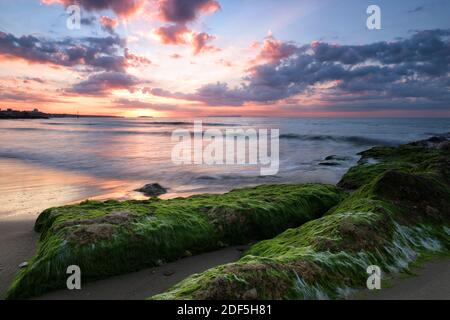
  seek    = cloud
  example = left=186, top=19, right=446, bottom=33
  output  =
left=68, top=71, right=143, bottom=95
left=0, top=85, right=63, bottom=103
left=42, top=0, right=144, bottom=18
left=0, top=31, right=128, bottom=72
left=154, top=25, right=219, bottom=55
left=154, top=24, right=190, bottom=45
left=22, top=77, right=46, bottom=84
left=153, top=0, right=222, bottom=54
left=152, top=29, right=450, bottom=109
left=192, top=32, right=219, bottom=55
left=158, top=0, right=221, bottom=23
left=151, top=83, right=246, bottom=106
left=124, top=48, right=152, bottom=67
left=100, top=16, right=120, bottom=34
left=81, top=16, right=97, bottom=26
left=0, top=31, right=150, bottom=72
left=251, top=34, right=298, bottom=64
left=113, top=98, right=179, bottom=110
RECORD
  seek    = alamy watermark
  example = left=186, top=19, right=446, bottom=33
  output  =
left=66, top=265, right=81, bottom=290
left=367, top=5, right=382, bottom=30
left=366, top=265, right=382, bottom=290
left=66, top=5, right=81, bottom=30
left=171, top=121, right=279, bottom=176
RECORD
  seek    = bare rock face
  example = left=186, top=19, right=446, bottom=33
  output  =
left=135, top=183, right=167, bottom=197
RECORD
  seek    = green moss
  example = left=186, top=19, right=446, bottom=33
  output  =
left=337, top=142, right=445, bottom=190
left=151, top=137, right=450, bottom=300
left=6, top=183, right=345, bottom=299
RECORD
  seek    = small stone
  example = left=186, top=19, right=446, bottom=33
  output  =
left=242, top=288, right=258, bottom=300
left=319, top=161, right=340, bottom=166
left=18, top=261, right=28, bottom=269
left=163, top=270, right=175, bottom=277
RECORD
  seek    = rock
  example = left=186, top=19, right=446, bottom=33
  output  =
left=438, top=141, right=450, bottom=151
left=242, top=288, right=258, bottom=300
left=135, top=183, right=167, bottom=197
left=410, top=135, right=449, bottom=149
left=163, top=270, right=175, bottom=277
left=18, top=262, right=28, bottom=269
left=67, top=223, right=115, bottom=245
left=319, top=161, right=340, bottom=166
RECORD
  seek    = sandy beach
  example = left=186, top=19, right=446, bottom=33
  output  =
left=0, top=216, right=37, bottom=299
left=356, top=259, right=450, bottom=300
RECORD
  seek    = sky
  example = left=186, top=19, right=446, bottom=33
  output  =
left=0, top=0, right=449, bottom=117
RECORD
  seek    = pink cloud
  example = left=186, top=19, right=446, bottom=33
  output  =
left=99, top=16, right=119, bottom=34
left=252, top=35, right=298, bottom=64
left=124, top=48, right=151, bottom=67
left=192, top=32, right=220, bottom=55
left=154, top=24, right=190, bottom=45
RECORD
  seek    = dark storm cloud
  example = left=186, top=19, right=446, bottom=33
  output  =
left=152, top=29, right=450, bottom=109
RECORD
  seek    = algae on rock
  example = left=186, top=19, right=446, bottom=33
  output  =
left=6, top=184, right=345, bottom=299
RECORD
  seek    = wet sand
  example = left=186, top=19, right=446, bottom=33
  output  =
left=36, top=246, right=246, bottom=300
left=356, top=259, right=450, bottom=300
left=0, top=216, right=38, bottom=299
left=0, top=158, right=142, bottom=219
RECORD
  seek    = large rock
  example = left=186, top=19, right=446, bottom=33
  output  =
left=135, top=183, right=167, bottom=197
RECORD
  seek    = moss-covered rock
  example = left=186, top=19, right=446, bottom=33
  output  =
left=338, top=135, right=449, bottom=190
left=6, top=184, right=345, bottom=299
left=151, top=136, right=450, bottom=300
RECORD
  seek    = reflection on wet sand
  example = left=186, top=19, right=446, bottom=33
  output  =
left=0, top=158, right=142, bottom=218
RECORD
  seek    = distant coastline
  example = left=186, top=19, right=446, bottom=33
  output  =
left=0, top=108, right=121, bottom=120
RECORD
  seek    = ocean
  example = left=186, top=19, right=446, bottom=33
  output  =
left=0, top=117, right=449, bottom=218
